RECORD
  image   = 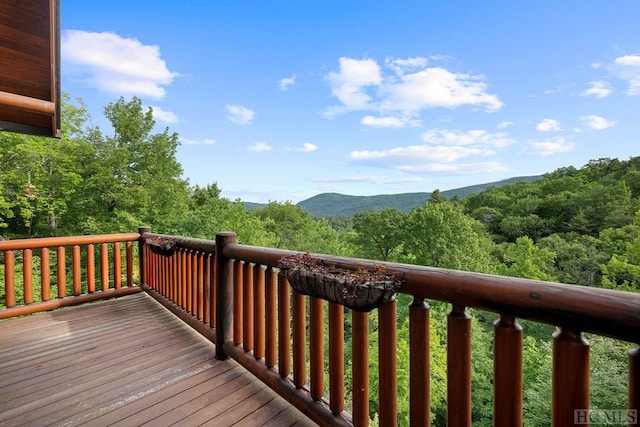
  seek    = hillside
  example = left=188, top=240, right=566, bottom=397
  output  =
left=296, top=175, right=541, bottom=217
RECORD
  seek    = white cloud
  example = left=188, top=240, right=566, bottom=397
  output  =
left=581, top=115, right=616, bottom=130
left=497, top=121, right=513, bottom=128
left=325, top=57, right=382, bottom=114
left=422, top=129, right=515, bottom=148
left=180, top=137, right=216, bottom=145
left=279, top=74, right=296, bottom=91
left=298, top=142, right=318, bottom=152
left=350, top=144, right=490, bottom=166
left=581, top=81, right=612, bottom=98
left=226, top=105, right=255, bottom=125
left=150, top=106, right=178, bottom=123
left=248, top=142, right=272, bottom=152
left=325, top=56, right=502, bottom=118
left=522, top=137, right=575, bottom=156
left=613, top=54, right=640, bottom=95
left=62, top=30, right=179, bottom=100
left=536, top=118, right=562, bottom=132
left=361, top=115, right=421, bottom=128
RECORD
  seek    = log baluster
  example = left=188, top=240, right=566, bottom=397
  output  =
left=630, top=346, right=639, bottom=419
left=494, top=314, right=523, bottom=427
left=72, top=245, right=81, bottom=295
left=57, top=246, right=66, bottom=297
left=4, top=251, right=15, bottom=306
left=410, top=297, right=430, bottom=427
left=23, top=249, right=33, bottom=304
left=209, top=254, right=216, bottom=328
left=191, top=250, right=198, bottom=313
left=41, top=248, right=50, bottom=301
left=352, top=310, right=369, bottom=427
left=265, top=266, right=277, bottom=368
left=126, top=241, right=133, bottom=287
left=292, top=289, right=306, bottom=388
left=186, top=250, right=193, bottom=314
left=552, top=328, right=589, bottom=426
left=243, top=262, right=254, bottom=353
left=329, top=302, right=345, bottom=415
left=99, top=243, right=108, bottom=292
left=180, top=250, right=187, bottom=309
left=203, top=254, right=211, bottom=325
left=233, top=260, right=243, bottom=345
left=278, top=271, right=291, bottom=378
left=86, top=245, right=95, bottom=293
left=447, top=304, right=471, bottom=427
left=197, top=252, right=205, bottom=320
left=114, top=242, right=121, bottom=290
left=379, top=300, right=398, bottom=426
left=254, top=264, right=265, bottom=360
left=310, top=296, right=324, bottom=401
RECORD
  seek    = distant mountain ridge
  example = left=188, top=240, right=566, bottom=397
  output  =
left=296, top=175, right=542, bottom=217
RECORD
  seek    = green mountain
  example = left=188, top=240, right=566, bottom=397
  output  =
left=296, top=175, right=541, bottom=217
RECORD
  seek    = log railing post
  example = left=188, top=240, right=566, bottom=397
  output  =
left=552, top=328, right=589, bottom=426
left=215, top=232, right=236, bottom=360
left=494, top=314, right=523, bottom=427
left=4, top=251, right=15, bottom=307
left=138, top=227, right=150, bottom=288
left=379, top=300, right=398, bottom=426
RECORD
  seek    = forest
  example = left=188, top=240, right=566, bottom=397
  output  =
left=1, top=96, right=638, bottom=425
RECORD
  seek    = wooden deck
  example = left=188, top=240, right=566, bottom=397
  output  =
left=0, top=293, right=315, bottom=427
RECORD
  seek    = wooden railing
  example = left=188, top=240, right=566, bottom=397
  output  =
left=0, top=233, right=141, bottom=319
left=140, top=230, right=640, bottom=427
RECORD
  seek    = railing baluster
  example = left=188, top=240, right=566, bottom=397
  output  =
left=265, top=266, right=277, bottom=368
left=379, top=300, right=398, bottom=426
left=186, top=250, right=193, bottom=313
left=329, top=302, right=345, bottom=415
left=352, top=310, right=369, bottom=427
left=197, top=252, right=204, bottom=320
left=310, top=296, right=324, bottom=401
left=254, top=264, right=265, bottom=360
left=552, top=328, right=589, bottom=426
left=23, top=249, right=33, bottom=304
left=57, top=246, right=66, bottom=297
left=292, top=289, right=306, bottom=388
left=4, top=251, right=15, bottom=307
left=203, top=253, right=210, bottom=324
left=278, top=271, right=291, bottom=378
left=233, top=260, right=243, bottom=345
left=494, top=314, right=523, bottom=427
left=243, top=262, right=254, bottom=353
left=126, top=241, right=133, bottom=287
left=41, top=248, right=50, bottom=301
left=447, top=304, right=471, bottom=427
left=99, top=243, right=108, bottom=292
left=114, top=242, right=121, bottom=289
left=209, top=254, right=216, bottom=328
left=180, top=250, right=187, bottom=308
left=215, top=232, right=236, bottom=360
left=87, top=244, right=95, bottom=293
left=630, top=346, right=640, bottom=418
left=72, top=245, right=81, bottom=295
left=410, top=297, right=430, bottom=427
left=192, top=251, right=199, bottom=316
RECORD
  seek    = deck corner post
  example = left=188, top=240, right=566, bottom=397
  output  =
left=138, top=226, right=151, bottom=287
left=215, top=232, right=237, bottom=360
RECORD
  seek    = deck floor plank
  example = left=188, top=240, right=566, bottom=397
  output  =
left=0, top=293, right=313, bottom=426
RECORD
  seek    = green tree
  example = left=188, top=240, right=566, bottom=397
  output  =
left=497, top=236, right=557, bottom=281
left=351, top=208, right=406, bottom=261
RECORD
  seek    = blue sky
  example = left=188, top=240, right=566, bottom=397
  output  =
left=61, top=1, right=640, bottom=203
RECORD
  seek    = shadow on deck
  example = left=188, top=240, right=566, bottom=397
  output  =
left=0, top=294, right=315, bottom=427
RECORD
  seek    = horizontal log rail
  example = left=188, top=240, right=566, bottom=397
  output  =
left=0, top=91, right=57, bottom=116
left=0, top=233, right=141, bottom=319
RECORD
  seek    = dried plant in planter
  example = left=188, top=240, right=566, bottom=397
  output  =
left=146, top=236, right=178, bottom=257
left=278, top=253, right=402, bottom=312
